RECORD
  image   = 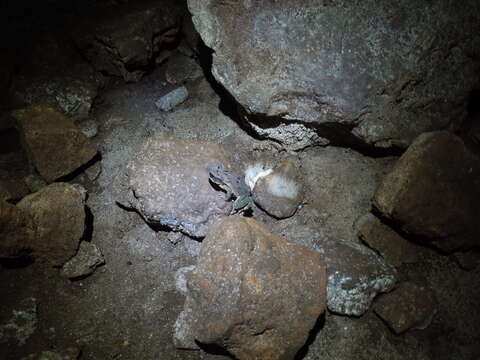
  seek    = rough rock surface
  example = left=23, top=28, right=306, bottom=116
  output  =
left=17, top=183, right=86, bottom=266
left=118, top=136, right=233, bottom=238
left=358, top=214, right=418, bottom=268
left=0, top=297, right=37, bottom=346
left=71, top=0, right=184, bottom=82
left=165, top=52, right=203, bottom=85
left=12, top=104, right=97, bottom=183
left=188, top=0, right=480, bottom=149
left=0, top=201, right=36, bottom=259
left=21, top=348, right=81, bottom=360
left=373, top=131, right=480, bottom=253
left=374, top=282, right=437, bottom=334
left=61, top=241, right=105, bottom=279
left=155, top=86, right=189, bottom=111
left=252, top=159, right=303, bottom=219
left=175, top=217, right=326, bottom=359
left=452, top=250, right=480, bottom=271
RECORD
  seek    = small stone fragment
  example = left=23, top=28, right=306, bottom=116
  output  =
left=0, top=297, right=37, bottom=346
left=374, top=282, right=437, bottom=334
left=358, top=214, right=418, bottom=267
left=61, top=241, right=105, bottom=279
left=155, top=86, right=188, bottom=111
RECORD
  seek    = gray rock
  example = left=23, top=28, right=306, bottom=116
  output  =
left=117, top=136, right=233, bottom=238
left=174, top=265, right=196, bottom=295
left=62, top=241, right=105, bottom=279
left=188, top=0, right=480, bottom=150
left=373, top=131, right=480, bottom=253
left=175, top=217, right=327, bottom=359
left=85, top=161, right=102, bottom=181
left=0, top=201, right=36, bottom=259
left=0, top=297, right=37, bottom=346
left=155, top=86, right=189, bottom=111
left=165, top=53, right=203, bottom=85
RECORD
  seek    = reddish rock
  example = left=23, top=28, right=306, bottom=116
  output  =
left=175, top=217, right=326, bottom=359
left=12, top=104, right=97, bottom=183
left=373, top=131, right=480, bottom=253
left=358, top=214, right=418, bottom=268
left=374, top=282, right=437, bottom=334
left=0, top=201, right=36, bottom=258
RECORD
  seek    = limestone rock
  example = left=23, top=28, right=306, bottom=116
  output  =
left=374, top=282, right=437, bottom=334
left=119, top=136, right=233, bottom=238
left=155, top=86, right=189, bottom=111
left=358, top=214, right=418, bottom=268
left=252, top=160, right=303, bottom=219
left=71, top=0, right=184, bottom=82
left=0, top=201, right=36, bottom=259
left=188, top=0, right=480, bottom=150
left=61, top=241, right=105, bottom=279
left=175, top=217, right=326, bottom=359
left=17, top=183, right=86, bottom=266
left=12, top=104, right=97, bottom=183
left=373, top=131, right=480, bottom=253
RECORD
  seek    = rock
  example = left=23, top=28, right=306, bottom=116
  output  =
left=71, top=0, right=184, bottom=82
left=174, top=265, right=196, bottom=295
left=23, top=173, right=47, bottom=193
left=155, top=86, right=189, bottom=111
left=85, top=161, right=102, bottom=181
left=452, top=251, right=480, bottom=271
left=165, top=53, right=203, bottom=85
left=0, top=201, right=36, bottom=259
left=373, top=131, right=480, bottom=253
left=21, top=348, right=81, bottom=360
left=17, top=183, right=86, bottom=266
left=118, top=136, right=233, bottom=238
left=175, top=217, right=327, bottom=359
left=61, top=241, right=105, bottom=279
left=0, top=177, right=29, bottom=202
left=0, top=297, right=37, bottom=346
left=251, top=160, right=303, bottom=219
left=374, top=282, right=437, bottom=334
left=76, top=117, right=98, bottom=138
left=188, top=0, right=480, bottom=150
left=12, top=104, right=97, bottom=183
left=357, top=214, right=418, bottom=268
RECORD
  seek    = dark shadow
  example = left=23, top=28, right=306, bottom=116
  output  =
left=0, top=128, right=22, bottom=154
left=294, top=312, right=326, bottom=359
left=0, top=256, right=35, bottom=269
left=195, top=341, right=236, bottom=359
left=55, top=151, right=102, bottom=183
left=81, top=205, right=95, bottom=242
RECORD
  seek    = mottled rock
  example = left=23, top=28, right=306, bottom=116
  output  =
left=119, top=136, right=233, bottom=237
left=21, top=348, right=81, bottom=360
left=251, top=160, right=303, bottom=219
left=23, top=173, right=47, bottom=193
left=0, top=297, right=37, bottom=346
left=72, top=0, right=184, bottom=82
left=165, top=53, right=203, bottom=85
left=374, top=282, right=437, bottom=334
left=175, top=217, right=326, bottom=359
left=188, top=0, right=480, bottom=149
left=0, top=201, right=36, bottom=258
left=12, top=104, right=97, bottom=182
left=358, top=214, right=418, bottom=268
left=373, top=131, right=480, bottom=252
left=155, top=86, right=189, bottom=111
left=61, top=241, right=105, bottom=279
left=17, top=183, right=86, bottom=266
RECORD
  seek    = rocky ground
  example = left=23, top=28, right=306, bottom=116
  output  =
left=1, top=1, right=480, bottom=360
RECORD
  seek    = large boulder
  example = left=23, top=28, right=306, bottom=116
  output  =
left=188, top=0, right=480, bottom=149
left=373, top=131, right=480, bottom=253
left=71, top=0, right=185, bottom=82
left=175, top=217, right=326, bottom=359
left=117, top=136, right=234, bottom=238
left=12, top=104, right=97, bottom=183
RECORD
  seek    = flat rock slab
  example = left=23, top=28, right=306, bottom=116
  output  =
left=374, top=282, right=437, bottom=334
left=17, top=183, right=86, bottom=267
left=12, top=104, right=97, bottom=183
left=175, top=217, right=326, bottom=359
left=373, top=131, right=480, bottom=253
left=121, top=136, right=233, bottom=238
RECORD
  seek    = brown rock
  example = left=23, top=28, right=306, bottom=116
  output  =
left=374, top=282, right=437, bottom=334
left=373, top=131, right=480, bottom=252
left=12, top=104, right=97, bottom=183
left=21, top=347, right=81, bottom=360
left=0, top=201, right=36, bottom=258
left=175, top=217, right=326, bottom=359
left=252, top=160, right=303, bottom=219
left=17, top=183, right=86, bottom=266
left=452, top=250, right=480, bottom=271
left=358, top=214, right=418, bottom=267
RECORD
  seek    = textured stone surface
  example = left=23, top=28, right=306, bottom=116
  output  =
left=0, top=297, right=37, bottom=346
left=118, top=136, right=233, bottom=237
left=155, top=86, right=189, bottom=111
left=0, top=201, right=36, bottom=259
left=165, top=52, right=203, bottom=85
left=374, top=282, right=437, bottom=334
left=21, top=348, right=81, bottom=360
left=12, top=104, right=97, bottom=182
left=452, top=250, right=480, bottom=271
left=175, top=217, right=326, bottom=359
left=358, top=214, right=418, bottom=268
left=72, top=0, right=184, bottom=82
left=188, top=0, right=480, bottom=149
left=61, top=241, right=105, bottom=279
left=252, top=160, right=303, bottom=219
left=373, top=131, right=480, bottom=253
left=17, top=183, right=86, bottom=266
